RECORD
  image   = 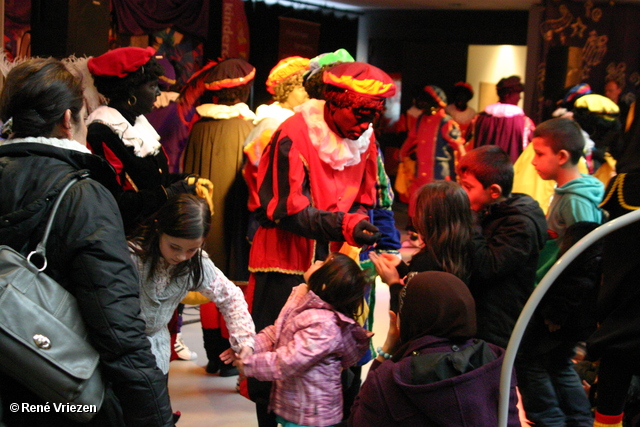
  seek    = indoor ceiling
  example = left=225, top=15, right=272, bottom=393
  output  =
left=298, top=0, right=640, bottom=11
left=318, top=0, right=540, bottom=10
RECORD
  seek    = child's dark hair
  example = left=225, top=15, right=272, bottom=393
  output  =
left=533, top=117, right=585, bottom=165
left=457, top=145, right=514, bottom=196
left=92, top=56, right=163, bottom=102
left=412, top=181, right=474, bottom=282
left=306, top=253, right=368, bottom=320
left=129, top=194, right=211, bottom=285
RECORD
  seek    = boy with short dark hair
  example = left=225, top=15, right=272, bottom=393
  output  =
left=531, top=117, right=604, bottom=240
left=458, top=145, right=547, bottom=349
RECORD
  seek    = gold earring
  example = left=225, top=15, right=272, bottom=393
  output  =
left=128, top=95, right=137, bottom=106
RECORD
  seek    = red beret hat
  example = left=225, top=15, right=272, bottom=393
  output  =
left=323, top=62, right=396, bottom=98
left=266, top=56, right=310, bottom=95
left=88, top=46, right=156, bottom=78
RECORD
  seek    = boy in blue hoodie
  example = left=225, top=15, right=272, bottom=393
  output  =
left=531, top=117, right=604, bottom=241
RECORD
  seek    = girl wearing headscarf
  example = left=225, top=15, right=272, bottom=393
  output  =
left=348, top=271, right=521, bottom=427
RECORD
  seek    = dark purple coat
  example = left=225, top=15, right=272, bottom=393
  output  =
left=348, top=336, right=521, bottom=427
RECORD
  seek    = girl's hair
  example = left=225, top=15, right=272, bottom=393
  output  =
left=129, top=194, right=211, bottom=285
left=307, top=253, right=368, bottom=320
left=92, top=56, right=163, bottom=102
left=0, top=57, right=84, bottom=138
left=412, top=181, right=474, bottom=282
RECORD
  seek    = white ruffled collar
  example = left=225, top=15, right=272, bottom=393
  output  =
left=1, top=136, right=92, bottom=154
left=87, top=105, right=162, bottom=158
left=196, top=102, right=256, bottom=121
left=253, top=102, right=294, bottom=125
left=296, top=99, right=372, bottom=171
left=484, top=102, right=525, bottom=118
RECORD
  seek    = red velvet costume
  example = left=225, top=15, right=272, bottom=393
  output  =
left=399, top=109, right=464, bottom=216
left=249, top=103, right=378, bottom=275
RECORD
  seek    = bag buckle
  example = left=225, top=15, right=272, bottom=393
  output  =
left=33, top=334, right=52, bottom=349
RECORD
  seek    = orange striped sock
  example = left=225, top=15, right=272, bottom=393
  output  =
left=594, top=411, right=623, bottom=427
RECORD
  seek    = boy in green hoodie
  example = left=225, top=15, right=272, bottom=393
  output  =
left=532, top=117, right=605, bottom=241
left=517, top=116, right=605, bottom=426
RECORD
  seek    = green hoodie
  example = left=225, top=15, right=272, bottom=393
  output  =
left=547, top=173, right=605, bottom=240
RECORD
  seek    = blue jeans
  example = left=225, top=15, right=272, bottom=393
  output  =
left=516, top=343, right=593, bottom=427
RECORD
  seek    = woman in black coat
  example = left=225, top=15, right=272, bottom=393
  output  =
left=0, top=58, right=173, bottom=426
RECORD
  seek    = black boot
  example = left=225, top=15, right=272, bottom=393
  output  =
left=202, top=327, right=238, bottom=376
left=202, top=328, right=221, bottom=374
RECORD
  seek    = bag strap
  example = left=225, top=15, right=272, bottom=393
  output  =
left=27, top=171, right=89, bottom=271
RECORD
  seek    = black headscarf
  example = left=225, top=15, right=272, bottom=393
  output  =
left=398, top=271, right=477, bottom=345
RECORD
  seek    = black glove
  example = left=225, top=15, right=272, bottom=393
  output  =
left=165, top=180, right=197, bottom=199
left=353, top=220, right=381, bottom=246
left=254, top=207, right=277, bottom=228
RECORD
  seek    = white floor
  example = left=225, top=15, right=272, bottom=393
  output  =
left=168, top=279, right=393, bottom=427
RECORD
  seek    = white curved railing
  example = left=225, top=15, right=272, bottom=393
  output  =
left=498, top=208, right=640, bottom=427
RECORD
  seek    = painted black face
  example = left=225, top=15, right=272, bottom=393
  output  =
left=130, top=79, right=161, bottom=115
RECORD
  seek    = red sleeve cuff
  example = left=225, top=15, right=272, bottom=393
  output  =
left=342, top=212, right=369, bottom=247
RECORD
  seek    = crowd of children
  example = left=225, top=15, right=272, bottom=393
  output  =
left=3, top=44, right=640, bottom=427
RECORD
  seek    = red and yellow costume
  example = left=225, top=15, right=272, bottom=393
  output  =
left=249, top=99, right=378, bottom=275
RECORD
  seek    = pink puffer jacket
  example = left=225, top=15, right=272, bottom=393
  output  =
left=243, top=284, right=372, bottom=427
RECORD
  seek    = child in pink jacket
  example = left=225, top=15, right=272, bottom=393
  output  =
left=224, top=253, right=372, bottom=427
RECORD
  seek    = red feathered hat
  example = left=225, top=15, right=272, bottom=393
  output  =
left=88, top=46, right=156, bottom=78
left=323, top=62, right=396, bottom=98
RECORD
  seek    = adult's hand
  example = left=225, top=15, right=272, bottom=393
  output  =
left=353, top=220, right=381, bottom=246
left=254, top=207, right=277, bottom=228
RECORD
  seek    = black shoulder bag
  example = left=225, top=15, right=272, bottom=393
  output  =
left=0, top=175, right=105, bottom=422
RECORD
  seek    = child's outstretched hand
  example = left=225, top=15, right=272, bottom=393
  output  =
left=220, top=346, right=254, bottom=380
left=219, top=346, right=254, bottom=365
left=219, top=348, right=238, bottom=365
left=369, top=252, right=401, bottom=285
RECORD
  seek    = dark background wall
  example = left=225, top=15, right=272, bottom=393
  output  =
left=242, top=1, right=359, bottom=107
left=364, top=9, right=529, bottom=111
